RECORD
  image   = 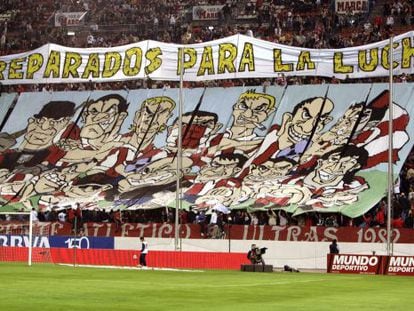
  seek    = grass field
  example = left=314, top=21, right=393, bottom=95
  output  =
left=0, top=263, right=412, bottom=311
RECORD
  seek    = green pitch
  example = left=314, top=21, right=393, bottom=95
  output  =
left=0, top=263, right=412, bottom=311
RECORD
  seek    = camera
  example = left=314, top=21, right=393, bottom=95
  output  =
left=260, top=247, right=267, bottom=255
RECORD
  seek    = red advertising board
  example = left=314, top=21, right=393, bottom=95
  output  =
left=327, top=254, right=385, bottom=274
left=0, top=247, right=249, bottom=270
left=386, top=256, right=414, bottom=276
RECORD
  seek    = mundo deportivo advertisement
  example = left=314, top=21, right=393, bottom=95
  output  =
left=0, top=84, right=412, bottom=217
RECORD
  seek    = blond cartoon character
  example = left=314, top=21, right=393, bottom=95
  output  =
left=125, top=96, right=176, bottom=151
left=209, top=90, right=276, bottom=155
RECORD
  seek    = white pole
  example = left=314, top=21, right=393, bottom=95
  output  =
left=175, top=47, right=184, bottom=251
left=387, top=35, right=394, bottom=256
left=28, top=211, right=33, bottom=266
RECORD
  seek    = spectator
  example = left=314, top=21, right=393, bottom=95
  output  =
left=58, top=209, right=67, bottom=222
left=329, top=239, right=339, bottom=254
left=196, top=210, right=207, bottom=237
left=278, top=210, right=288, bottom=226
left=30, top=208, right=39, bottom=222
left=268, top=210, right=277, bottom=226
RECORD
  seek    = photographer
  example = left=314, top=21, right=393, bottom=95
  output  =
left=247, top=244, right=267, bottom=265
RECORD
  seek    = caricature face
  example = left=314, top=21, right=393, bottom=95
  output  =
left=232, top=94, right=275, bottom=129
left=64, top=183, right=112, bottom=199
left=303, top=152, right=361, bottom=189
left=0, top=180, right=26, bottom=197
left=81, top=97, right=125, bottom=140
left=195, top=156, right=241, bottom=183
left=245, top=159, right=294, bottom=183
left=133, top=98, right=174, bottom=141
left=118, top=157, right=192, bottom=193
left=24, top=116, right=71, bottom=151
left=322, top=105, right=370, bottom=144
left=279, top=97, right=333, bottom=148
left=167, top=113, right=220, bottom=149
left=33, top=162, right=96, bottom=194
left=0, top=168, right=10, bottom=183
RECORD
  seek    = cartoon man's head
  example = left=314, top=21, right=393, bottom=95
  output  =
left=278, top=97, right=334, bottom=149
left=118, top=156, right=193, bottom=193
left=80, top=94, right=128, bottom=140
left=245, top=157, right=296, bottom=183
left=33, top=161, right=98, bottom=195
left=167, top=110, right=222, bottom=149
left=63, top=182, right=112, bottom=199
left=303, top=145, right=368, bottom=189
left=326, top=103, right=372, bottom=143
left=132, top=96, right=175, bottom=142
left=23, top=101, right=76, bottom=151
left=195, top=152, right=248, bottom=183
left=231, top=90, right=276, bottom=130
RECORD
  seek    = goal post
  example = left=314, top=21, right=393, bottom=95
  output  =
left=0, top=211, right=34, bottom=266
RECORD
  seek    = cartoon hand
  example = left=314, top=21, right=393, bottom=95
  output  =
left=57, top=139, right=81, bottom=151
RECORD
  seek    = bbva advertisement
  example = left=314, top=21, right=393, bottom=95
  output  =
left=0, top=84, right=412, bottom=217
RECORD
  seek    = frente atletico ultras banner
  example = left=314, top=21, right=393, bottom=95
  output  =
left=0, top=32, right=414, bottom=84
left=2, top=222, right=414, bottom=243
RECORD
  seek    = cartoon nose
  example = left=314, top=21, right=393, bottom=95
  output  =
left=243, top=109, right=254, bottom=118
left=94, top=113, right=108, bottom=122
left=40, top=119, right=53, bottom=130
left=300, top=120, right=314, bottom=134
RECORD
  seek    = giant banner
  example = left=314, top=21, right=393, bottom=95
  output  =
left=0, top=32, right=414, bottom=84
left=0, top=84, right=412, bottom=217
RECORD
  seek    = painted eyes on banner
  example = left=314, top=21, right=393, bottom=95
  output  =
left=236, top=101, right=249, bottom=111
left=257, top=165, right=270, bottom=173
left=87, top=108, right=99, bottom=115
left=254, top=104, right=268, bottom=112
left=236, top=101, right=268, bottom=113
left=328, top=154, right=341, bottom=163
left=35, top=117, right=56, bottom=127
left=301, top=108, right=311, bottom=120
